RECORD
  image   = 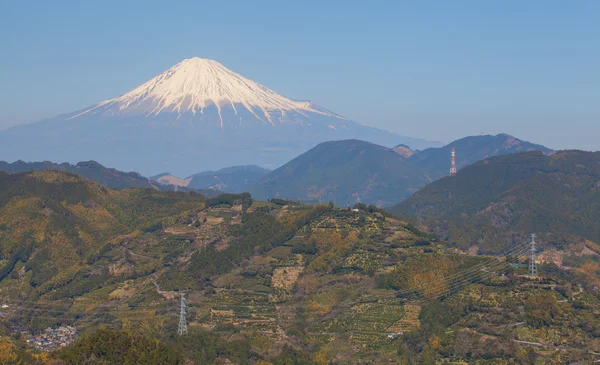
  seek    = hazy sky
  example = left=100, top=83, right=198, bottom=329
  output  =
left=1, top=0, right=598, bottom=151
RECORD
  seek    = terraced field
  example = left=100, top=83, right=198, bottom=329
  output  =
left=386, top=304, right=421, bottom=334
left=4, top=181, right=590, bottom=364
left=309, top=293, right=406, bottom=346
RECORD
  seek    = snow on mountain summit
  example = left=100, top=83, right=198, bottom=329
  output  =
left=71, top=57, right=339, bottom=126
left=0, top=56, right=441, bottom=176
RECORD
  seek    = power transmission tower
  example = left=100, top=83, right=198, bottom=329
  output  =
left=449, top=147, right=457, bottom=176
left=177, top=293, right=188, bottom=335
left=528, top=234, right=537, bottom=277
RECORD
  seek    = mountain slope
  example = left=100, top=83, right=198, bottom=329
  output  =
left=392, top=144, right=416, bottom=158
left=389, top=150, right=600, bottom=252
left=151, top=173, right=192, bottom=187
left=0, top=170, right=208, bottom=289
left=0, top=58, right=439, bottom=175
left=250, top=139, right=431, bottom=207
left=0, top=160, right=222, bottom=198
left=68, top=58, right=341, bottom=127
left=409, top=134, right=553, bottom=179
left=186, top=165, right=270, bottom=193
left=2, top=170, right=600, bottom=364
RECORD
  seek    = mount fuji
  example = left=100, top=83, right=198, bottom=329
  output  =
left=0, top=57, right=440, bottom=176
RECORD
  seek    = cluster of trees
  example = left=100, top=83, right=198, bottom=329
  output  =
left=269, top=198, right=300, bottom=206
left=56, top=329, right=184, bottom=364
left=0, top=171, right=206, bottom=285
left=396, top=299, right=538, bottom=364
left=0, top=328, right=48, bottom=365
left=206, top=192, right=253, bottom=209
left=48, top=329, right=317, bottom=365
left=306, top=229, right=359, bottom=273
left=376, top=254, right=458, bottom=298
left=187, top=204, right=333, bottom=279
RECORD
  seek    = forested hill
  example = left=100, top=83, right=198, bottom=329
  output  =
left=389, top=150, right=600, bottom=252
left=2, top=169, right=600, bottom=363
left=0, top=160, right=156, bottom=190
left=0, top=170, right=211, bottom=293
left=408, top=133, right=553, bottom=179
left=0, top=160, right=221, bottom=196
left=250, top=139, right=432, bottom=207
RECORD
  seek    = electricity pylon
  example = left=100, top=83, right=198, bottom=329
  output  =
left=528, top=234, right=537, bottom=277
left=177, top=293, right=188, bottom=335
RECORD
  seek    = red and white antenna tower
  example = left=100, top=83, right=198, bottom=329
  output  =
left=449, top=147, right=457, bottom=176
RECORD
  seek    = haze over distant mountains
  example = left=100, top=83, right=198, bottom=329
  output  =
left=0, top=132, right=553, bottom=209
left=407, top=133, right=554, bottom=179
left=247, top=134, right=552, bottom=207
left=153, top=165, right=271, bottom=193
left=0, top=57, right=439, bottom=176
left=250, top=139, right=432, bottom=207
left=145, top=133, right=553, bottom=207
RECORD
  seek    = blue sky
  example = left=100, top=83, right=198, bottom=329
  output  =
left=1, top=0, right=598, bottom=150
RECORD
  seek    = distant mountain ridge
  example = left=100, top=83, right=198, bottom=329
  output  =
left=0, top=160, right=155, bottom=190
left=0, top=160, right=220, bottom=196
left=408, top=134, right=553, bottom=179
left=188, top=165, right=271, bottom=179
left=389, top=150, right=600, bottom=252
left=154, top=165, right=271, bottom=193
left=0, top=57, right=440, bottom=175
left=250, top=139, right=432, bottom=207
left=247, top=134, right=552, bottom=208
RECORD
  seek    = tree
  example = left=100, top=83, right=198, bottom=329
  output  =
left=58, top=329, right=184, bottom=365
left=524, top=292, right=559, bottom=328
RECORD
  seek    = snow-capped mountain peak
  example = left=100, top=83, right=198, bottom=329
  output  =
left=70, top=57, right=338, bottom=126
left=1, top=56, right=440, bottom=176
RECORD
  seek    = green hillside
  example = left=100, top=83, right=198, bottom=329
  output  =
left=409, top=134, right=553, bottom=179
left=0, top=170, right=209, bottom=298
left=251, top=139, right=432, bottom=207
left=1, top=170, right=600, bottom=364
left=390, top=150, right=600, bottom=252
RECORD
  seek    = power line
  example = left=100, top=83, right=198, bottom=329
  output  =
left=0, top=236, right=546, bottom=338
left=199, top=246, right=531, bottom=318
left=392, top=245, right=532, bottom=303
left=420, top=252, right=529, bottom=303
left=392, top=242, right=531, bottom=297
left=399, top=253, right=526, bottom=304
left=3, top=249, right=539, bottom=340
